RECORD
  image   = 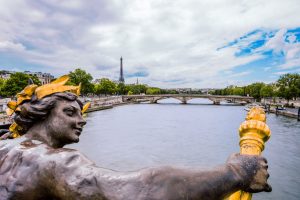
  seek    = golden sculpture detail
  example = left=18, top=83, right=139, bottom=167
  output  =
left=82, top=102, right=91, bottom=114
left=227, top=106, right=271, bottom=200
left=5, top=75, right=88, bottom=139
left=35, top=75, right=81, bottom=99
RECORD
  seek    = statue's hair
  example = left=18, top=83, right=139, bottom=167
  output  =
left=14, top=92, right=83, bottom=134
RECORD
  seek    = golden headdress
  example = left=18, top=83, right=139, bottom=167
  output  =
left=5, top=75, right=90, bottom=138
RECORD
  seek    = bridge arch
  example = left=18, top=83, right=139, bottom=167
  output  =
left=186, top=97, right=213, bottom=104
left=155, top=97, right=182, bottom=104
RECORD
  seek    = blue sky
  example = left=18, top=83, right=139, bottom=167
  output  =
left=218, top=28, right=300, bottom=85
left=0, top=0, right=299, bottom=88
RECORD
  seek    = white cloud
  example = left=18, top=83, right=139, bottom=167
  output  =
left=0, top=0, right=299, bottom=87
left=0, top=41, right=25, bottom=51
left=264, top=29, right=287, bottom=53
left=262, top=29, right=300, bottom=70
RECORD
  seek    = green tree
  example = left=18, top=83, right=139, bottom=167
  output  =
left=211, top=89, right=222, bottom=95
left=245, top=82, right=265, bottom=100
left=116, top=83, right=127, bottom=95
left=276, top=73, right=300, bottom=100
left=1, top=72, right=40, bottom=97
left=0, top=78, right=5, bottom=97
left=29, top=74, right=42, bottom=86
left=260, top=84, right=274, bottom=98
left=125, top=84, right=148, bottom=95
left=232, top=87, right=244, bottom=96
left=69, top=69, right=94, bottom=95
left=146, top=87, right=161, bottom=94
left=127, top=90, right=133, bottom=95
left=135, top=84, right=147, bottom=94
left=209, top=73, right=300, bottom=102
left=161, top=89, right=178, bottom=94
left=95, top=78, right=116, bottom=95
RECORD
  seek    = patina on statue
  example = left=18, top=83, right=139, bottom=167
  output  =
left=0, top=76, right=271, bottom=200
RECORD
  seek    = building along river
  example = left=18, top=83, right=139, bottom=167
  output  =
left=70, top=98, right=300, bottom=200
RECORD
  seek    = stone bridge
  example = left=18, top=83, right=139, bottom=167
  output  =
left=122, top=94, right=254, bottom=105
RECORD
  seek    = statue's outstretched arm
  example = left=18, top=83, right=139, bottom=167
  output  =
left=48, top=150, right=270, bottom=200
left=104, top=153, right=270, bottom=200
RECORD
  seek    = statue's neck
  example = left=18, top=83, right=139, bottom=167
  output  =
left=25, top=123, right=64, bottom=148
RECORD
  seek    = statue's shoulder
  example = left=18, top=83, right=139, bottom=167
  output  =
left=0, top=137, right=45, bottom=152
left=0, top=137, right=25, bottom=157
left=0, top=137, right=42, bottom=163
left=0, top=137, right=95, bottom=171
left=0, top=137, right=73, bottom=161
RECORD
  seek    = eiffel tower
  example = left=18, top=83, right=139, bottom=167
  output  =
left=119, top=57, right=125, bottom=83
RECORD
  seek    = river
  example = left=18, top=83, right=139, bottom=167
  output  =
left=70, top=98, right=300, bottom=200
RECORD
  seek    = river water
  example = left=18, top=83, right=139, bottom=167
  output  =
left=70, top=98, right=300, bottom=200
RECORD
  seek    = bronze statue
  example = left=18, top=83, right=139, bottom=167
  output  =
left=0, top=76, right=271, bottom=200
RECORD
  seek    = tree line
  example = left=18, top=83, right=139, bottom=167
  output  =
left=211, top=73, right=300, bottom=101
left=0, top=69, right=179, bottom=97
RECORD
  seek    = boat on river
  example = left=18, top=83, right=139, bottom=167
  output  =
left=276, top=105, right=286, bottom=110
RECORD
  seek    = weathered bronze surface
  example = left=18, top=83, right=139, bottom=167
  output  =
left=0, top=76, right=271, bottom=200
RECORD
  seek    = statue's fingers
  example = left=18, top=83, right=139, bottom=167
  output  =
left=259, top=156, right=268, bottom=165
left=264, top=163, right=268, bottom=169
left=262, top=157, right=268, bottom=164
left=232, top=152, right=240, bottom=158
left=263, top=169, right=271, bottom=192
left=261, top=169, right=270, bottom=182
left=226, top=153, right=239, bottom=162
left=264, top=183, right=272, bottom=192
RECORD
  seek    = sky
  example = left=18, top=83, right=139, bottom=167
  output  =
left=0, top=0, right=299, bottom=88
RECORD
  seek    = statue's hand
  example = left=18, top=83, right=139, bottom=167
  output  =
left=227, top=153, right=272, bottom=193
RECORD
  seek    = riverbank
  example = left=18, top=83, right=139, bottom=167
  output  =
left=267, top=107, right=300, bottom=120
left=86, top=102, right=139, bottom=113
left=259, top=102, right=300, bottom=120
left=85, top=96, right=133, bottom=113
left=262, top=97, right=300, bottom=108
left=86, top=105, right=113, bottom=112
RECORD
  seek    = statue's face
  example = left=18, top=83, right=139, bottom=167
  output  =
left=45, top=100, right=86, bottom=146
